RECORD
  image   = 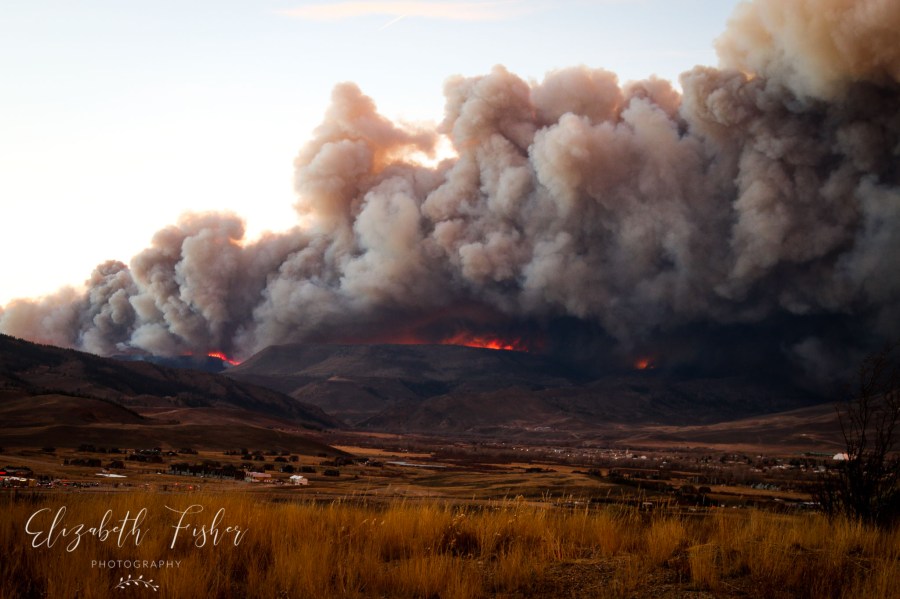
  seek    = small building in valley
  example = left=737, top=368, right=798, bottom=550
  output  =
left=245, top=471, right=272, bottom=483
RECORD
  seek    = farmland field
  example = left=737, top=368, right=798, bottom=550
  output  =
left=2, top=438, right=898, bottom=598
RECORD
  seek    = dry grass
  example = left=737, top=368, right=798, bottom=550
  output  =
left=1, top=491, right=897, bottom=598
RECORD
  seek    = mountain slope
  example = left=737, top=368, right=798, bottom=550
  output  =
left=360, top=375, right=822, bottom=435
left=225, top=342, right=823, bottom=435
left=0, top=334, right=342, bottom=449
left=225, top=343, right=584, bottom=424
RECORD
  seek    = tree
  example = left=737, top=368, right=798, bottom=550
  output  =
left=817, top=345, right=900, bottom=527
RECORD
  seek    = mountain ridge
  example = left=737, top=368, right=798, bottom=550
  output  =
left=0, top=334, right=343, bottom=451
left=224, top=342, right=824, bottom=434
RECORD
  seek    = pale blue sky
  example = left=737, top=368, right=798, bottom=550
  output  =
left=0, top=0, right=742, bottom=305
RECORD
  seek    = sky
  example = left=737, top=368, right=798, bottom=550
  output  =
left=0, top=0, right=742, bottom=306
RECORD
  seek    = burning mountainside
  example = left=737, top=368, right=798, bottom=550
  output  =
left=634, top=357, right=656, bottom=371
left=1, top=0, right=898, bottom=387
left=206, top=351, right=241, bottom=366
left=439, top=333, right=532, bottom=352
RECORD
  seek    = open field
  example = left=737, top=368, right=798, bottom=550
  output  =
left=2, top=488, right=898, bottom=599
left=1, top=433, right=829, bottom=508
left=2, top=423, right=891, bottom=598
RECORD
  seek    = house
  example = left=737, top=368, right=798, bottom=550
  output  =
left=289, top=475, right=309, bottom=486
left=244, top=471, right=272, bottom=483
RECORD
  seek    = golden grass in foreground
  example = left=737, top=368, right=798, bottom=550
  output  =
left=0, top=491, right=897, bottom=598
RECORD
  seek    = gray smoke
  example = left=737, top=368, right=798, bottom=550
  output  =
left=2, top=0, right=898, bottom=385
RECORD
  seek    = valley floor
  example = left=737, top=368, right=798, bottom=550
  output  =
left=2, top=435, right=897, bottom=598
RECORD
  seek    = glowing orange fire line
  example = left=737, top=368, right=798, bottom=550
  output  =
left=441, top=333, right=529, bottom=352
left=207, top=351, right=240, bottom=366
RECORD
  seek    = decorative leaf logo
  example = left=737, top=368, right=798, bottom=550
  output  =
left=113, top=574, right=159, bottom=591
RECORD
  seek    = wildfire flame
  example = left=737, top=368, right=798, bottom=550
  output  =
left=207, top=351, right=241, bottom=366
left=440, top=332, right=530, bottom=352
left=318, top=327, right=538, bottom=352
left=634, top=357, right=655, bottom=370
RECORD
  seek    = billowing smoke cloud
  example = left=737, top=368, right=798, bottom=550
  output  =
left=716, top=0, right=900, bottom=100
left=2, top=0, right=899, bottom=387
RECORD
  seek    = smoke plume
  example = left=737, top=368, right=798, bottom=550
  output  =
left=3, top=0, right=899, bottom=386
